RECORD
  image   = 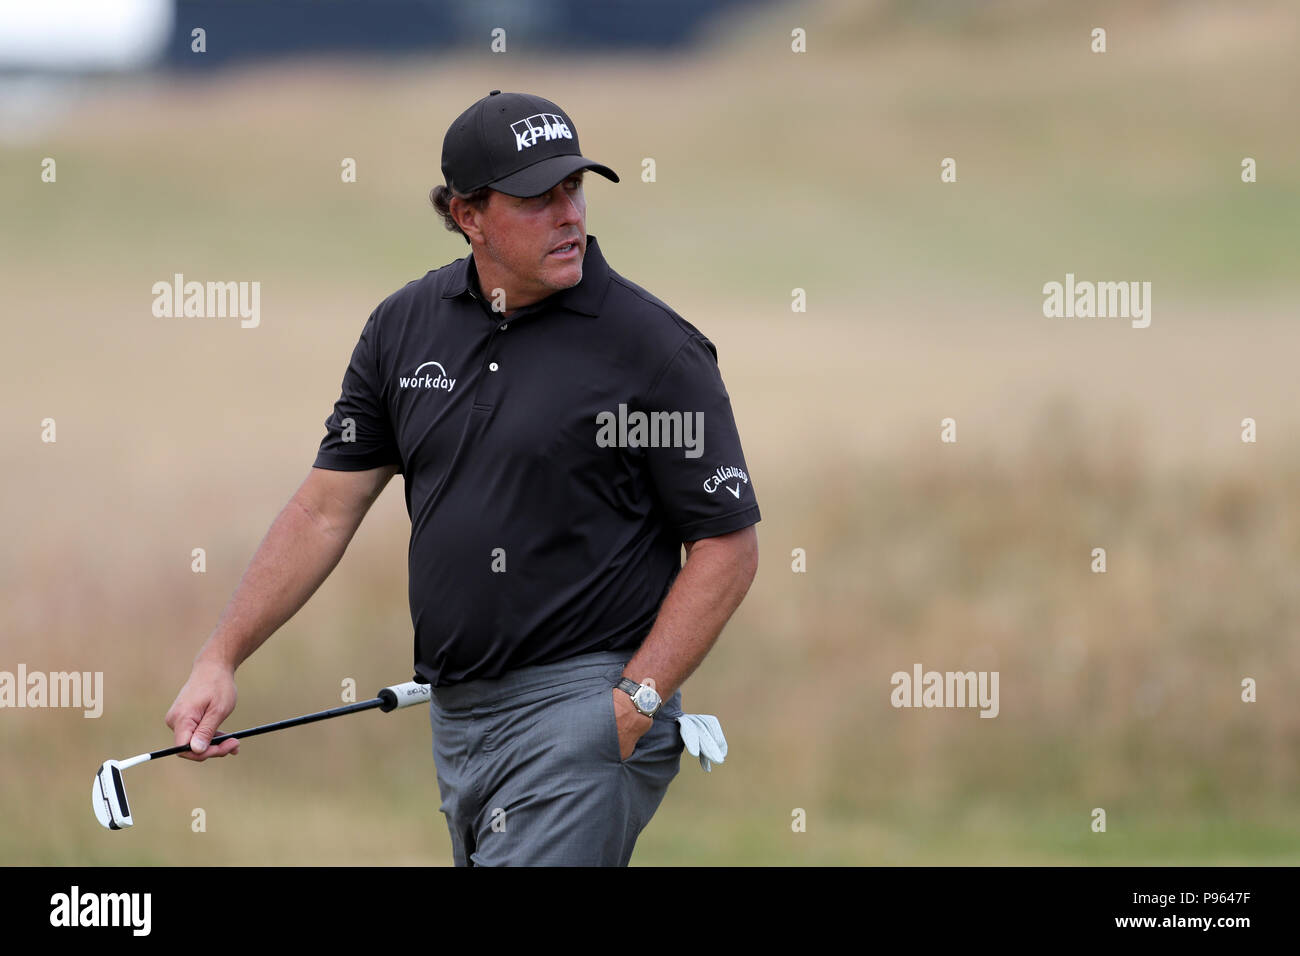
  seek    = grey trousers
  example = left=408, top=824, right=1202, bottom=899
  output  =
left=427, top=649, right=685, bottom=866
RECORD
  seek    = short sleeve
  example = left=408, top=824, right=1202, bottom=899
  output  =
left=312, top=310, right=403, bottom=473
left=643, top=334, right=760, bottom=541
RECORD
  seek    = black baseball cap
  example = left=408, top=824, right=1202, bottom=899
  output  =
left=441, top=90, right=620, bottom=198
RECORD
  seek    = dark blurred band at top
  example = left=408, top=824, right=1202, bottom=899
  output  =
left=163, top=0, right=776, bottom=68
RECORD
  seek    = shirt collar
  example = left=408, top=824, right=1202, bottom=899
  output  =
left=440, top=233, right=611, bottom=318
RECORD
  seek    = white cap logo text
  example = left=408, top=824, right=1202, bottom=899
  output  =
left=512, top=113, right=573, bottom=151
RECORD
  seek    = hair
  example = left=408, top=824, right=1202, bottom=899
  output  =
left=429, top=182, right=494, bottom=244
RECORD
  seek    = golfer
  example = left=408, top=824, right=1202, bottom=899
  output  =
left=165, top=90, right=760, bottom=865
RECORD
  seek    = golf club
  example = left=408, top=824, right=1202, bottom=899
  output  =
left=92, top=679, right=432, bottom=830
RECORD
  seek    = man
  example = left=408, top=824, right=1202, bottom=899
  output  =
left=165, top=90, right=760, bottom=865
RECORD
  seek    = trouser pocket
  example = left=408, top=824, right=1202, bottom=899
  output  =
left=600, top=671, right=685, bottom=765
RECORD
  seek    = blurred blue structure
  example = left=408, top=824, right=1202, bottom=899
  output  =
left=164, top=0, right=775, bottom=67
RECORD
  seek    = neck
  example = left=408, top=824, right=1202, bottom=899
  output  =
left=471, top=261, right=548, bottom=316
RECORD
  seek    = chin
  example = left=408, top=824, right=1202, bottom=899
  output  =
left=546, top=265, right=583, bottom=289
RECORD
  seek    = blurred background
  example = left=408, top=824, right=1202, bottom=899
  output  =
left=2, top=0, right=1298, bottom=865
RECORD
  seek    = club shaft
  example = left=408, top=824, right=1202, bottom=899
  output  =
left=148, top=697, right=385, bottom=760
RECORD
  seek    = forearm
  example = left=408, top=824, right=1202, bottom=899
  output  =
left=621, top=529, right=758, bottom=702
left=194, top=495, right=352, bottom=673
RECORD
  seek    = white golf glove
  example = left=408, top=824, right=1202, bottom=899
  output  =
left=675, top=713, right=727, bottom=772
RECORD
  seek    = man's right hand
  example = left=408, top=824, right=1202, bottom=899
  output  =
left=165, top=659, right=240, bottom=761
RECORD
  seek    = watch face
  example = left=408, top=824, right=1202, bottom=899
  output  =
left=635, top=687, right=661, bottom=712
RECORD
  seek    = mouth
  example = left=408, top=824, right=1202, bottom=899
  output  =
left=548, top=240, right=580, bottom=259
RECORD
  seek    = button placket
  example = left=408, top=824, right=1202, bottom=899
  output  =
left=487, top=317, right=509, bottom=373
left=473, top=321, right=507, bottom=407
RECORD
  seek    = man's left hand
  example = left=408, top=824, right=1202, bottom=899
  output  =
left=611, top=686, right=654, bottom=760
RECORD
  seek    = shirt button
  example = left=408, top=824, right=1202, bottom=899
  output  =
left=499, top=323, right=508, bottom=331
left=489, top=362, right=499, bottom=372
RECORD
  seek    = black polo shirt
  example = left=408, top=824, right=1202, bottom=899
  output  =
left=312, top=234, right=760, bottom=686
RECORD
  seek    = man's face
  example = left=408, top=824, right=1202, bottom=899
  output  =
left=465, top=171, right=587, bottom=311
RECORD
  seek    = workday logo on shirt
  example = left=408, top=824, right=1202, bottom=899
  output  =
left=399, top=361, right=456, bottom=392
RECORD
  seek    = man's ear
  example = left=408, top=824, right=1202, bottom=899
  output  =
left=451, top=196, right=485, bottom=243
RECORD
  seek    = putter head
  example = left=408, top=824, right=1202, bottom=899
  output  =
left=93, top=760, right=133, bottom=830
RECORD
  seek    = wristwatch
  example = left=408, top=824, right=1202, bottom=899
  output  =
left=615, top=678, right=662, bottom=718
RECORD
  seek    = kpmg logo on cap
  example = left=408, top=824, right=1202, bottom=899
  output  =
left=511, top=113, right=573, bottom=151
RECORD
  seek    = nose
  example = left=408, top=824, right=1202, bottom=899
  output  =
left=554, top=184, right=582, bottom=225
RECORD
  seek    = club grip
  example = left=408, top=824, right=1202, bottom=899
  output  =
left=377, top=681, right=432, bottom=712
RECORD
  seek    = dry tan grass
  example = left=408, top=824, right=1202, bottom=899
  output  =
left=3, top=0, right=1299, bottom=863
